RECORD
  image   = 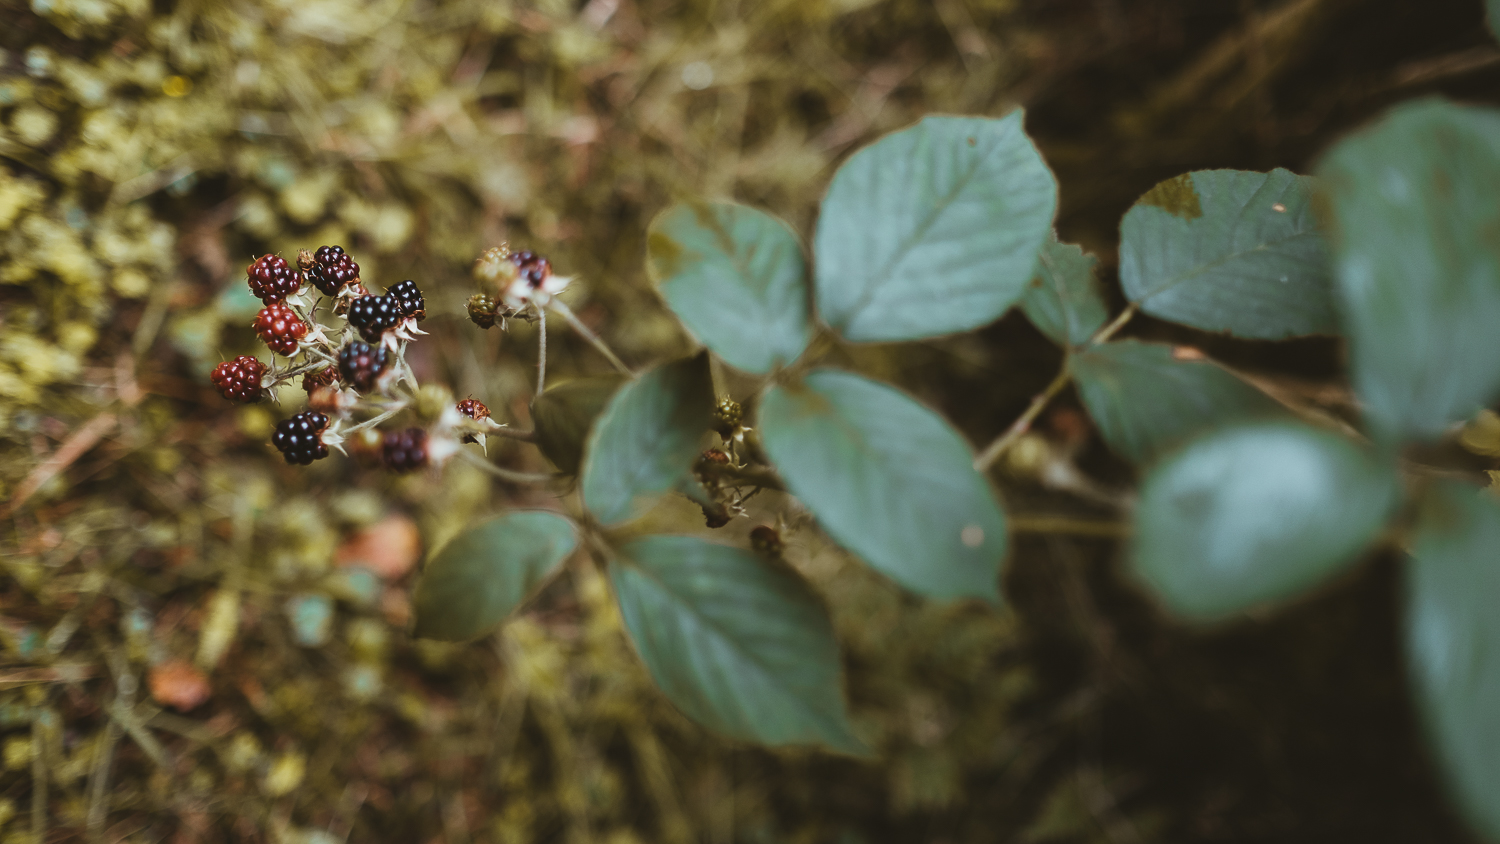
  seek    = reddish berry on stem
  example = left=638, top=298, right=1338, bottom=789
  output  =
left=253, top=302, right=308, bottom=355
left=382, top=428, right=429, bottom=472
left=247, top=254, right=303, bottom=303
left=210, top=355, right=266, bottom=402
left=337, top=341, right=390, bottom=392
left=302, top=366, right=338, bottom=393
left=272, top=411, right=330, bottom=465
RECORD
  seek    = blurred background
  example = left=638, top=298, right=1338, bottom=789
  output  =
left=2, top=0, right=1499, bottom=841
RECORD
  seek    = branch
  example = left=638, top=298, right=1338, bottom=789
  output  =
left=974, top=365, right=1072, bottom=471
left=547, top=298, right=634, bottom=377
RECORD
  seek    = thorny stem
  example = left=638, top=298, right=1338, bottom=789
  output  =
left=343, top=403, right=407, bottom=434
left=974, top=305, right=1139, bottom=472
left=535, top=301, right=547, bottom=395
left=974, top=364, right=1073, bottom=471
left=489, top=426, right=538, bottom=443
left=457, top=448, right=555, bottom=484
left=548, top=298, right=634, bottom=377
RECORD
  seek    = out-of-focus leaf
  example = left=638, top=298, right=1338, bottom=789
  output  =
left=1317, top=98, right=1500, bottom=439
left=532, top=375, right=628, bottom=476
left=1071, top=340, right=1284, bottom=464
left=611, top=535, right=865, bottom=754
left=580, top=355, right=713, bottom=525
left=1131, top=421, right=1398, bottom=620
left=758, top=369, right=1005, bottom=602
left=814, top=113, right=1056, bottom=343
left=646, top=202, right=812, bottom=374
left=1407, top=481, right=1500, bottom=841
left=1020, top=235, right=1108, bottom=347
left=1118, top=168, right=1336, bottom=339
left=411, top=511, right=577, bottom=642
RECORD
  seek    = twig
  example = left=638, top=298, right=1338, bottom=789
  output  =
left=1010, top=515, right=1130, bottom=538
left=1090, top=303, right=1137, bottom=346
left=974, top=365, right=1072, bottom=471
left=490, top=426, right=538, bottom=443
left=547, top=298, right=634, bottom=377
left=343, top=403, right=407, bottom=435
left=2, top=413, right=118, bottom=518
left=457, top=449, right=555, bottom=484
left=535, top=300, right=548, bottom=395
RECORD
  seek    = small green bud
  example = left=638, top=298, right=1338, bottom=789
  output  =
left=414, top=383, right=455, bottom=423
left=712, top=397, right=742, bottom=437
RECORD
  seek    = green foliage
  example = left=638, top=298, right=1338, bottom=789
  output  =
left=610, top=536, right=865, bottom=754
left=531, top=375, right=627, bottom=476
left=759, top=370, right=1006, bottom=603
left=411, top=511, right=578, bottom=641
left=1070, top=340, right=1284, bottom=464
left=580, top=355, right=713, bottom=525
left=1021, top=235, right=1109, bottom=348
left=646, top=202, right=812, bottom=374
left=1119, top=168, right=1336, bottom=339
left=1407, top=482, right=1500, bottom=840
left=813, top=113, right=1057, bottom=343
left=1317, top=99, right=1500, bottom=440
left=1131, top=422, right=1399, bottom=620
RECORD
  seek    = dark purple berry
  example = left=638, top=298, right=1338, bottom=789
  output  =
left=382, top=428, right=428, bottom=472
left=305, top=245, right=360, bottom=296
left=389, top=280, right=425, bottom=321
left=210, top=356, right=266, bottom=402
left=346, top=294, right=402, bottom=343
left=337, top=341, right=390, bottom=392
left=272, top=411, right=330, bottom=465
left=247, top=254, right=303, bottom=303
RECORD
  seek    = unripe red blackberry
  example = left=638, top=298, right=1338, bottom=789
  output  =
left=467, top=294, right=499, bottom=329
left=382, top=427, right=429, bottom=472
left=304, top=245, right=360, bottom=296
left=210, top=355, right=267, bottom=402
left=253, top=302, right=308, bottom=355
left=301, top=366, right=338, bottom=393
left=337, top=341, right=390, bottom=392
left=389, top=280, right=426, bottom=321
left=272, top=411, right=330, bottom=465
left=346, top=294, right=402, bottom=343
left=247, top=254, right=303, bottom=303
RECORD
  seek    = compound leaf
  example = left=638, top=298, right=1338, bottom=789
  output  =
left=581, top=355, right=712, bottom=526
left=531, top=375, right=627, bottom=475
left=758, top=369, right=1005, bottom=602
left=611, top=535, right=865, bottom=754
left=814, top=112, right=1056, bottom=343
left=1071, top=340, right=1285, bottom=464
left=1132, top=421, right=1399, bottom=620
left=412, top=511, right=577, bottom=641
left=1407, top=481, right=1500, bottom=841
left=1021, top=235, right=1109, bottom=347
left=646, top=202, right=812, bottom=374
left=1119, top=168, right=1336, bottom=339
left=1317, top=99, right=1500, bottom=440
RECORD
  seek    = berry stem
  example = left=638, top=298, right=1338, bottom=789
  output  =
left=973, top=362, right=1072, bottom=472
left=344, top=403, right=408, bottom=434
left=547, top=299, right=633, bottom=377
left=534, top=301, right=547, bottom=395
left=457, top=449, right=554, bottom=484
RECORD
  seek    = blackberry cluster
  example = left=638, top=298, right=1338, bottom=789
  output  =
left=467, top=294, right=499, bottom=329
left=210, top=356, right=266, bottom=402
left=272, top=411, right=330, bottom=465
left=247, top=254, right=303, bottom=303
left=304, top=245, right=360, bottom=296
left=509, top=250, right=552, bottom=293
left=382, top=427, right=429, bottom=472
left=338, top=341, right=390, bottom=392
left=302, top=366, right=338, bottom=393
left=254, top=302, right=308, bottom=355
left=347, top=294, right=402, bottom=343
left=390, top=280, right=426, bottom=321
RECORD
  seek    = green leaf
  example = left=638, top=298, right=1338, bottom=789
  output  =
left=1071, top=340, right=1285, bottom=464
left=646, top=202, right=812, bottom=374
left=1317, top=99, right=1500, bottom=440
left=411, top=511, right=577, bottom=641
left=814, top=112, right=1057, bottom=343
left=1020, top=234, right=1109, bottom=347
left=1131, top=421, right=1398, bottom=620
left=610, top=535, right=865, bottom=754
left=1407, top=482, right=1500, bottom=840
left=758, top=369, right=1005, bottom=602
left=531, top=375, right=627, bottom=475
left=580, top=354, right=713, bottom=526
left=1118, top=168, right=1337, bottom=339
left=1490, top=0, right=1499, bottom=42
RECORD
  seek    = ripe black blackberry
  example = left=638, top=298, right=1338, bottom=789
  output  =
left=210, top=355, right=266, bottom=402
left=389, top=280, right=426, bottom=321
left=247, top=254, right=303, bottom=303
left=509, top=250, right=552, bottom=292
left=272, top=411, right=330, bottom=465
left=253, top=302, right=308, bottom=355
left=304, top=245, right=360, bottom=296
left=346, top=294, right=402, bottom=343
left=382, top=427, right=429, bottom=472
left=301, top=366, right=338, bottom=393
left=338, top=341, right=390, bottom=392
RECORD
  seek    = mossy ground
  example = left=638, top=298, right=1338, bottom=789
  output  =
left=2, top=0, right=1498, bottom=841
